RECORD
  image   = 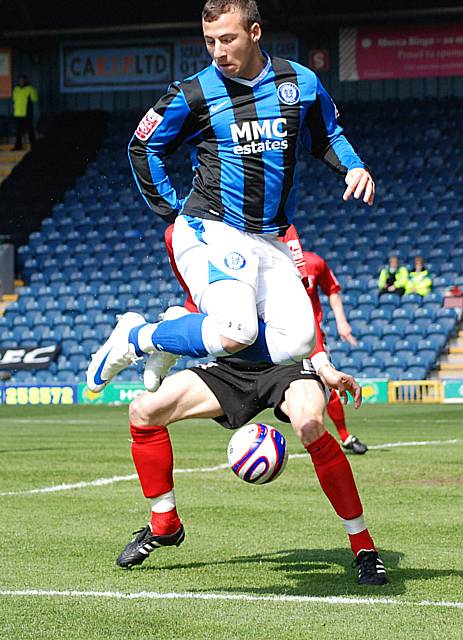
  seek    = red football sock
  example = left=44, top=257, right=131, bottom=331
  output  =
left=130, top=423, right=174, bottom=498
left=326, top=390, right=350, bottom=442
left=150, top=508, right=182, bottom=537
left=305, top=431, right=376, bottom=554
left=348, top=529, right=376, bottom=556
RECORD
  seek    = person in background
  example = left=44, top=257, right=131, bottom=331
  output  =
left=378, top=255, right=408, bottom=298
left=282, top=224, right=368, bottom=454
left=406, top=255, right=432, bottom=297
left=12, top=75, right=38, bottom=151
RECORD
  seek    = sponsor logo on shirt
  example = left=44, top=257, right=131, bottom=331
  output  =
left=230, top=118, right=288, bottom=155
left=224, top=252, right=246, bottom=270
left=277, top=82, right=300, bottom=105
left=135, top=108, right=164, bottom=141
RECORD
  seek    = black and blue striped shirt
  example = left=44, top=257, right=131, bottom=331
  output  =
left=129, top=54, right=366, bottom=234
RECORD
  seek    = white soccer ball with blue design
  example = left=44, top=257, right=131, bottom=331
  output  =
left=227, top=423, right=288, bottom=484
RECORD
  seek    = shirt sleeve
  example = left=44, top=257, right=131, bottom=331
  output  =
left=317, top=256, right=342, bottom=296
left=128, top=82, right=199, bottom=223
left=302, top=76, right=366, bottom=175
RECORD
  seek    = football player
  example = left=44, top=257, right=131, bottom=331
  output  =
left=87, top=0, right=374, bottom=393
left=282, top=225, right=368, bottom=454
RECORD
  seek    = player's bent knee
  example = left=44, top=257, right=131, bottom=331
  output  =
left=218, top=318, right=258, bottom=348
left=292, top=414, right=324, bottom=446
left=129, top=392, right=158, bottom=426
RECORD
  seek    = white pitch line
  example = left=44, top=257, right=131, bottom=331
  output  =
left=0, top=588, right=461, bottom=609
left=0, top=419, right=97, bottom=424
left=0, top=439, right=461, bottom=498
left=0, top=464, right=230, bottom=497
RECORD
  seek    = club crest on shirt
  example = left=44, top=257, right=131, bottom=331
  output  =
left=224, top=252, right=246, bottom=270
left=135, top=108, right=164, bottom=141
left=277, top=82, right=300, bottom=105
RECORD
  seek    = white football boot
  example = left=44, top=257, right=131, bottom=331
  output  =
left=87, top=312, right=146, bottom=393
left=143, top=306, right=190, bottom=392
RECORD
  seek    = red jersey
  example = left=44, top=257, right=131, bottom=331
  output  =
left=280, top=225, right=341, bottom=324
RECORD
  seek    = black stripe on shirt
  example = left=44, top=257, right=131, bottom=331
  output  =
left=271, top=57, right=301, bottom=231
left=304, top=96, right=347, bottom=175
left=224, top=77, right=266, bottom=232
left=181, top=76, right=224, bottom=216
left=129, top=83, right=197, bottom=222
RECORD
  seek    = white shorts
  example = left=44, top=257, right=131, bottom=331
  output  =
left=172, top=216, right=313, bottom=349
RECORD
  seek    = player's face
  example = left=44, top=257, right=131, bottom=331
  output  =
left=203, top=9, right=262, bottom=79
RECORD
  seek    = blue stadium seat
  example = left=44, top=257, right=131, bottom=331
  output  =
left=415, top=307, right=436, bottom=321
left=403, top=367, right=428, bottom=380
left=425, top=333, right=447, bottom=350
left=394, top=349, right=415, bottom=364
left=385, top=367, right=405, bottom=380
left=370, top=308, right=393, bottom=321
left=382, top=325, right=405, bottom=339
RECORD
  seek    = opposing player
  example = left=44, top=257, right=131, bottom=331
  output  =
left=87, top=0, right=375, bottom=393
left=282, top=225, right=368, bottom=454
left=116, top=346, right=387, bottom=585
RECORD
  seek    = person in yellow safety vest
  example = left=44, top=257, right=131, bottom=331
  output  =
left=378, top=255, right=409, bottom=298
left=12, top=75, right=38, bottom=151
left=406, top=255, right=432, bottom=297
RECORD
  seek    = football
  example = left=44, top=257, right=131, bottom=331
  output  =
left=227, top=423, right=288, bottom=484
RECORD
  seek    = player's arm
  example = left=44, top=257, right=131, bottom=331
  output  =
left=128, top=82, right=199, bottom=223
left=329, top=293, right=357, bottom=346
left=302, top=78, right=374, bottom=206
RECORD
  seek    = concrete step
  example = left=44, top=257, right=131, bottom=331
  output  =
left=439, top=362, right=463, bottom=372
left=441, top=354, right=463, bottom=365
left=435, top=369, right=463, bottom=379
left=449, top=346, right=463, bottom=354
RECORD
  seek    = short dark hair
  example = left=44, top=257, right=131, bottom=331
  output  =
left=202, top=0, right=261, bottom=29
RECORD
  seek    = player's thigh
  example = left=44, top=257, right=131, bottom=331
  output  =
left=129, top=370, right=224, bottom=426
left=172, top=216, right=259, bottom=311
left=280, top=378, right=326, bottom=444
left=256, top=242, right=314, bottom=338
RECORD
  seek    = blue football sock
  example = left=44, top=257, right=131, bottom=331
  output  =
left=150, top=314, right=209, bottom=357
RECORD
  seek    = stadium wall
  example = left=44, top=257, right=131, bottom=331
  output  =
left=2, top=26, right=463, bottom=118
left=1, top=380, right=463, bottom=405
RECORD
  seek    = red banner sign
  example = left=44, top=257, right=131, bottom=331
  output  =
left=0, top=48, right=12, bottom=98
left=340, top=25, right=463, bottom=81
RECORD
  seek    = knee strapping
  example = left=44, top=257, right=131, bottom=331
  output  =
left=218, top=317, right=258, bottom=345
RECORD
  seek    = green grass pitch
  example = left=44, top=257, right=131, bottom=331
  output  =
left=0, top=403, right=462, bottom=639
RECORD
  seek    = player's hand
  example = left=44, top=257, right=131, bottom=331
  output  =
left=343, top=168, right=375, bottom=206
left=337, top=320, right=357, bottom=346
left=318, top=364, right=362, bottom=409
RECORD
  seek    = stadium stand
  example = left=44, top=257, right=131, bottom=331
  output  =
left=4, top=98, right=462, bottom=383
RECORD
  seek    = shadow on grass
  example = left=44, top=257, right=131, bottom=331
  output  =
left=135, top=547, right=463, bottom=597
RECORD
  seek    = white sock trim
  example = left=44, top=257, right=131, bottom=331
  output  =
left=151, top=490, right=176, bottom=513
left=340, top=514, right=367, bottom=535
left=138, top=324, right=158, bottom=354
left=201, top=315, right=229, bottom=357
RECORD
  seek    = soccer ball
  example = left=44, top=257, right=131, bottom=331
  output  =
left=227, top=423, right=288, bottom=485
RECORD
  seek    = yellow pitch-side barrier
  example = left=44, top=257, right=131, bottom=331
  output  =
left=388, top=380, right=444, bottom=403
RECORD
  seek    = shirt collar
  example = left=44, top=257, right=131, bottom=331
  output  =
left=213, top=52, right=271, bottom=87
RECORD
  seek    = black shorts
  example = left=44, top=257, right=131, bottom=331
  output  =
left=190, top=357, right=322, bottom=430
